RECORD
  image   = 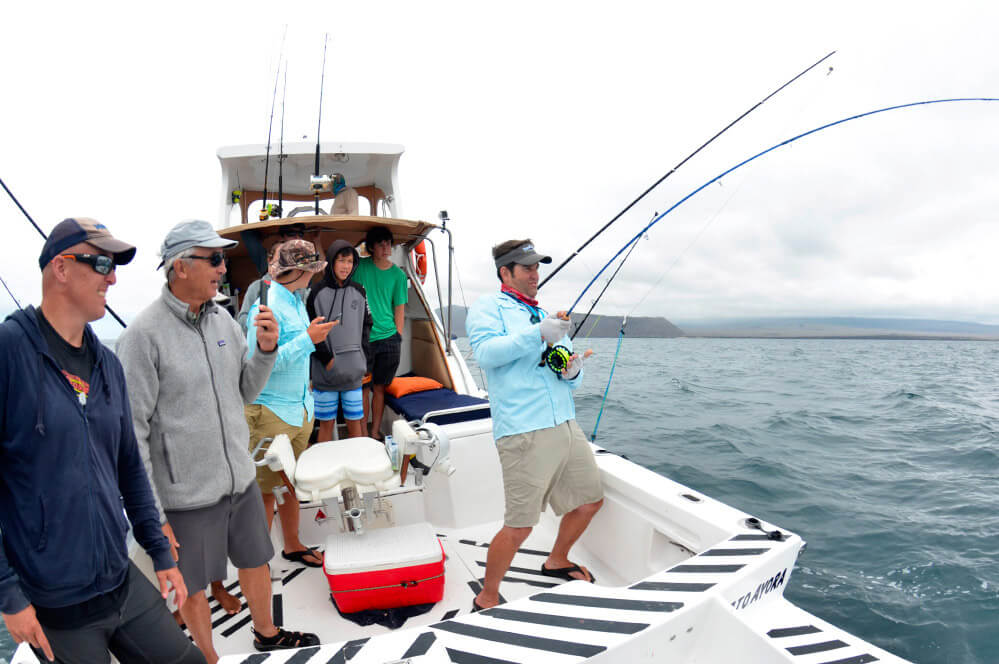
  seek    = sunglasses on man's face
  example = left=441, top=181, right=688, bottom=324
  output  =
left=59, top=253, right=115, bottom=275
left=187, top=252, right=226, bottom=267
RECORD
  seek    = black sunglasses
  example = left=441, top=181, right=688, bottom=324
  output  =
left=187, top=252, right=226, bottom=267
left=60, top=253, right=115, bottom=275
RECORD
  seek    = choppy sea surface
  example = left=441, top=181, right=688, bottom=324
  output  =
left=3, top=338, right=997, bottom=662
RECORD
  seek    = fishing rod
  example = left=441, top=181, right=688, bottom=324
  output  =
left=570, top=221, right=649, bottom=340
left=260, top=30, right=287, bottom=221
left=539, top=50, right=836, bottom=289
left=313, top=33, right=329, bottom=215
left=0, top=271, right=23, bottom=310
left=568, top=97, right=999, bottom=316
left=0, top=176, right=128, bottom=328
left=277, top=65, right=288, bottom=218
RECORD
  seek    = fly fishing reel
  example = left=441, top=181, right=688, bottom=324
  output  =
left=540, top=344, right=573, bottom=374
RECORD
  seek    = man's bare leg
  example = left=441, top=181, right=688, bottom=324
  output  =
left=370, top=384, right=387, bottom=440
left=210, top=580, right=241, bottom=614
left=544, top=499, right=603, bottom=581
left=317, top=419, right=335, bottom=443
left=240, top=564, right=279, bottom=638
left=178, top=590, right=218, bottom=664
left=262, top=492, right=322, bottom=566
left=473, top=525, right=532, bottom=609
left=346, top=418, right=365, bottom=439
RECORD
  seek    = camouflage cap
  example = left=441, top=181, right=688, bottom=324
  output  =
left=268, top=238, right=326, bottom=278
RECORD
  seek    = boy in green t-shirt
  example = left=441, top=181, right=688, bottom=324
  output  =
left=353, top=226, right=408, bottom=439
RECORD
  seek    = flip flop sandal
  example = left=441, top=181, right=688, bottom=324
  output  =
left=253, top=627, right=320, bottom=651
left=281, top=549, right=323, bottom=568
left=540, top=563, right=596, bottom=583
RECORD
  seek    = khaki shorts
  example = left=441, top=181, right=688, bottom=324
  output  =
left=246, top=404, right=314, bottom=494
left=496, top=419, right=603, bottom=528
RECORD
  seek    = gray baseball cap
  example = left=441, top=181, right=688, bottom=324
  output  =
left=493, top=240, right=552, bottom=269
left=157, top=220, right=238, bottom=268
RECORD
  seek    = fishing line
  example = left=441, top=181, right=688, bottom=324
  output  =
left=0, top=176, right=128, bottom=328
left=569, top=97, right=999, bottom=315
left=0, top=271, right=23, bottom=310
left=540, top=50, right=837, bottom=288
left=583, top=63, right=834, bottom=329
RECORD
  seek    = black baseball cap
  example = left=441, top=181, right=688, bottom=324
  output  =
left=493, top=240, right=552, bottom=269
left=38, top=218, right=136, bottom=270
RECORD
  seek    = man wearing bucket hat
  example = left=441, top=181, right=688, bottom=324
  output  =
left=118, top=221, right=318, bottom=660
left=1, top=218, right=203, bottom=662
left=465, top=238, right=603, bottom=612
left=245, top=239, right=334, bottom=569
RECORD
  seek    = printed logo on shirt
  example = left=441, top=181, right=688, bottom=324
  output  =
left=218, top=339, right=227, bottom=347
left=63, top=370, right=90, bottom=404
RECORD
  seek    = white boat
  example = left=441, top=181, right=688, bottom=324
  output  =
left=13, top=142, right=911, bottom=664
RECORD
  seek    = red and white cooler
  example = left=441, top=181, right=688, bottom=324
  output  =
left=323, top=522, right=445, bottom=613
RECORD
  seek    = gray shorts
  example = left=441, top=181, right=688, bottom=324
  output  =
left=164, top=483, right=274, bottom=594
left=496, top=419, right=604, bottom=528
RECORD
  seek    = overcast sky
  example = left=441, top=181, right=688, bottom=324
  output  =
left=3, top=1, right=999, bottom=337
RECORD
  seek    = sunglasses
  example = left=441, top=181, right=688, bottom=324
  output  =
left=60, top=253, right=115, bottom=275
left=187, top=252, right=226, bottom=267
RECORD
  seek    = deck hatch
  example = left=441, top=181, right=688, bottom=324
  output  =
left=432, top=621, right=606, bottom=657
left=529, top=593, right=683, bottom=612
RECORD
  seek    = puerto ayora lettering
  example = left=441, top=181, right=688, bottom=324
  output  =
left=731, top=568, right=787, bottom=610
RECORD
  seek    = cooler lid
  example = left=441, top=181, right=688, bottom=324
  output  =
left=324, top=522, right=442, bottom=574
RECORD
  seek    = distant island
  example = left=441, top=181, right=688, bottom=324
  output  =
left=436, top=307, right=999, bottom=340
left=437, top=306, right=683, bottom=338
left=675, top=316, right=999, bottom=340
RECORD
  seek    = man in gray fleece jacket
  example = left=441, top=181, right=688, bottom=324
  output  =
left=117, top=220, right=318, bottom=662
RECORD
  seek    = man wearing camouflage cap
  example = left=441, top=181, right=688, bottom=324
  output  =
left=118, top=220, right=318, bottom=661
left=245, top=239, right=333, bottom=569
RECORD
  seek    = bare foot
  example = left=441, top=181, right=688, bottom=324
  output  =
left=210, top=580, right=241, bottom=614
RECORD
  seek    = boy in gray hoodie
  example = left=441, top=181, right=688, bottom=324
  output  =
left=306, top=239, right=373, bottom=441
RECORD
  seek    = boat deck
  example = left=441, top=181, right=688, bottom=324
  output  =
left=199, top=516, right=616, bottom=661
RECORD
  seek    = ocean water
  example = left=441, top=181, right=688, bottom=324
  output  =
left=2, top=338, right=996, bottom=663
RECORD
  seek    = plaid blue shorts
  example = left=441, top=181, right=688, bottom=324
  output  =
left=313, top=387, right=364, bottom=421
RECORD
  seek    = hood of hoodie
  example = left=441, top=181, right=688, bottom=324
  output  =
left=319, top=239, right=361, bottom=289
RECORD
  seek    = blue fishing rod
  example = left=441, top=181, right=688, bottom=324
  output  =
left=577, top=97, right=999, bottom=441
left=569, top=97, right=999, bottom=317
left=539, top=50, right=837, bottom=290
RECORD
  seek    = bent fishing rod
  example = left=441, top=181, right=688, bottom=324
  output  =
left=539, top=49, right=836, bottom=289
left=568, top=96, right=999, bottom=316
left=0, top=176, right=129, bottom=328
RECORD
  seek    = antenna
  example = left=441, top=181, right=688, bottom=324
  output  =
left=277, top=64, right=287, bottom=219
left=314, top=33, right=329, bottom=215
left=261, top=27, right=287, bottom=221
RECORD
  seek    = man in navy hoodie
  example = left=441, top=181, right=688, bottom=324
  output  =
left=0, top=218, right=203, bottom=663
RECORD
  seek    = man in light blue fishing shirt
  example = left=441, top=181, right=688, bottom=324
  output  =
left=466, top=238, right=603, bottom=612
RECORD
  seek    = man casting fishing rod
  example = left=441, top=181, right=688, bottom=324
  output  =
left=466, top=239, right=602, bottom=611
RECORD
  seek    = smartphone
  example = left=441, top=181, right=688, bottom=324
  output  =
left=259, top=279, right=270, bottom=308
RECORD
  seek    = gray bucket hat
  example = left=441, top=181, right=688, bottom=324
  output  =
left=157, top=220, right=238, bottom=268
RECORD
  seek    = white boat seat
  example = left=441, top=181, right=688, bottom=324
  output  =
left=264, top=435, right=399, bottom=503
